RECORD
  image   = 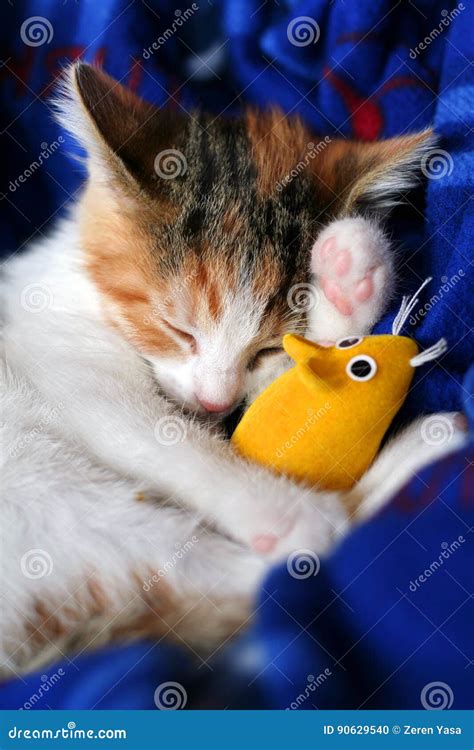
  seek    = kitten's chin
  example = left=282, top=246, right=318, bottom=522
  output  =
left=183, top=399, right=240, bottom=422
left=166, top=389, right=242, bottom=423
left=152, top=376, right=238, bottom=422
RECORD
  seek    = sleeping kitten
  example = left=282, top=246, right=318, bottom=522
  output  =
left=1, top=64, right=463, bottom=674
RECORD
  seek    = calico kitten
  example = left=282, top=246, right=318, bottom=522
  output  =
left=1, top=64, right=461, bottom=674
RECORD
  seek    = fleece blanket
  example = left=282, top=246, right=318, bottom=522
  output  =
left=0, top=0, right=472, bottom=709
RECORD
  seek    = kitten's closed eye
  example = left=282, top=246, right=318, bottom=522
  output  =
left=249, top=347, right=284, bottom=370
left=67, top=62, right=434, bottom=416
left=162, top=319, right=197, bottom=352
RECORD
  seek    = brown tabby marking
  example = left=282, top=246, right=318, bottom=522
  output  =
left=71, top=64, right=433, bottom=361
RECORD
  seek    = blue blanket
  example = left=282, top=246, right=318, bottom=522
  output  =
left=0, top=0, right=472, bottom=710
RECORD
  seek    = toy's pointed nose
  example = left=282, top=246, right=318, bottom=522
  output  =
left=283, top=333, right=327, bottom=363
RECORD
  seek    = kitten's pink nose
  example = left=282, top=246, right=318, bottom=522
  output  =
left=197, top=397, right=233, bottom=414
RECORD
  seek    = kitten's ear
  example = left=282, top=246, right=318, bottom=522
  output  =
left=54, top=62, right=186, bottom=191
left=317, top=130, right=436, bottom=215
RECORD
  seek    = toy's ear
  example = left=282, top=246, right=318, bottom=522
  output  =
left=283, top=334, right=324, bottom=363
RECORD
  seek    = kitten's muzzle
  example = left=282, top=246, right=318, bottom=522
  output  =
left=196, top=396, right=236, bottom=415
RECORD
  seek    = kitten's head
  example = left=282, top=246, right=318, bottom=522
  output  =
left=57, top=63, right=432, bottom=416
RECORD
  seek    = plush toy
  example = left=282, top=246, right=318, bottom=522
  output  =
left=232, top=279, right=447, bottom=490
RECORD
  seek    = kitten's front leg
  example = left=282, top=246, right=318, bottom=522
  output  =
left=11, top=326, right=346, bottom=560
left=350, top=412, right=467, bottom=520
left=309, top=216, right=395, bottom=341
left=182, top=446, right=349, bottom=559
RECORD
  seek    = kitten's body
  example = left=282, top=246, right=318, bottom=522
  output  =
left=1, top=65, right=463, bottom=675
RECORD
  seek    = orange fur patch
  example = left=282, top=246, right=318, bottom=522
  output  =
left=222, top=202, right=246, bottom=240
left=245, top=108, right=312, bottom=197
left=79, top=182, right=185, bottom=357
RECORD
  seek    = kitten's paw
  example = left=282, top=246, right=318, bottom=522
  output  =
left=252, top=533, right=280, bottom=553
left=263, top=492, right=349, bottom=562
left=310, top=217, right=395, bottom=341
left=238, top=481, right=347, bottom=559
left=217, top=470, right=347, bottom=559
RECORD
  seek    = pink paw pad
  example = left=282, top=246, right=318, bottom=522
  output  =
left=355, top=273, right=374, bottom=302
left=334, top=249, right=351, bottom=276
left=318, top=237, right=336, bottom=260
left=321, top=279, right=353, bottom=317
left=321, top=278, right=341, bottom=305
left=334, top=293, right=353, bottom=317
left=252, top=534, right=279, bottom=553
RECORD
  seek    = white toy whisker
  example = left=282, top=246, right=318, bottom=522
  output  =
left=410, top=337, right=448, bottom=367
left=392, top=277, right=432, bottom=335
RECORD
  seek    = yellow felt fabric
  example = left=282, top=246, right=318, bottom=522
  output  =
left=232, top=333, right=419, bottom=490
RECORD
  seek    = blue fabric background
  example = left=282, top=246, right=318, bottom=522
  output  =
left=0, top=0, right=472, bottom=710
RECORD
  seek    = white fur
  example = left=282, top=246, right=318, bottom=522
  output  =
left=354, top=413, right=466, bottom=520
left=1, top=209, right=462, bottom=676
left=1, top=215, right=347, bottom=674
left=1, top=72, right=457, bottom=675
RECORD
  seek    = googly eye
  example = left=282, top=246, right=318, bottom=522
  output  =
left=336, top=336, right=363, bottom=349
left=346, top=355, right=377, bottom=381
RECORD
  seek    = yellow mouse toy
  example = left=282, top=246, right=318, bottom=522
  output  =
left=232, top=279, right=447, bottom=490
